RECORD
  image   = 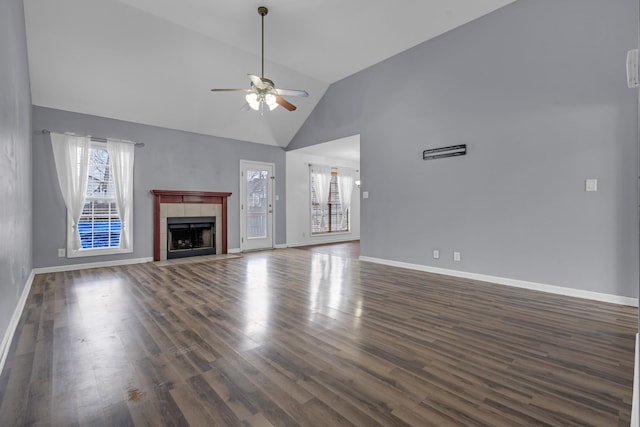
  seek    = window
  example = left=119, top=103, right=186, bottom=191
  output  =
left=311, top=169, right=350, bottom=234
left=79, top=146, right=121, bottom=249
left=51, top=132, right=134, bottom=258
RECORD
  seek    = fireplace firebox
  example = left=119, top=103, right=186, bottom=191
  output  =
left=167, top=216, right=216, bottom=259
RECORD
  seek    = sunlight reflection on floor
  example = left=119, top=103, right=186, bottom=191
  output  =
left=243, top=257, right=270, bottom=342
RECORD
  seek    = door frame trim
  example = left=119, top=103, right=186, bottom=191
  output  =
left=239, top=160, right=276, bottom=252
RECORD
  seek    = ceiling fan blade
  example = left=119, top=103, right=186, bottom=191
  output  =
left=248, top=74, right=267, bottom=89
left=275, top=96, right=297, bottom=111
left=210, top=88, right=253, bottom=93
left=274, top=88, right=309, bottom=97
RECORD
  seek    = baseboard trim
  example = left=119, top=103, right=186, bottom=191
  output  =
left=274, top=244, right=288, bottom=249
left=33, top=257, right=153, bottom=274
left=359, top=256, right=639, bottom=307
left=228, top=248, right=241, bottom=254
left=287, top=237, right=360, bottom=248
left=0, top=270, right=35, bottom=376
left=631, top=333, right=639, bottom=427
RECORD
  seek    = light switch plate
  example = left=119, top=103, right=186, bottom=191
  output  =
left=363, top=191, right=369, bottom=199
left=586, top=179, right=597, bottom=192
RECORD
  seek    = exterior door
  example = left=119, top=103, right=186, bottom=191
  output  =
left=240, top=160, right=274, bottom=251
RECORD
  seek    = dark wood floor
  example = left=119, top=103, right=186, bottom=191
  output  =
left=0, top=242, right=636, bottom=426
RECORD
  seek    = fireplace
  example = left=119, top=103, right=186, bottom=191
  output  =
left=151, top=190, right=232, bottom=261
left=167, top=216, right=216, bottom=259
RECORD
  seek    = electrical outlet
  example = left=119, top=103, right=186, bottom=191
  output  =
left=453, top=251, right=461, bottom=262
left=433, top=250, right=440, bottom=259
left=58, top=248, right=66, bottom=258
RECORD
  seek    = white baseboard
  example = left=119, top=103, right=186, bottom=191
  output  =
left=33, top=257, right=153, bottom=274
left=287, top=237, right=360, bottom=248
left=359, top=256, right=639, bottom=307
left=0, top=270, right=35, bottom=376
left=232, top=245, right=288, bottom=252
left=632, top=333, right=639, bottom=427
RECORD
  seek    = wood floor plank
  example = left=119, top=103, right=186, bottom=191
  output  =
left=0, top=352, right=34, bottom=427
left=169, top=384, right=220, bottom=427
left=208, top=357, right=301, bottom=427
left=102, top=401, right=135, bottom=427
left=0, top=242, right=636, bottom=426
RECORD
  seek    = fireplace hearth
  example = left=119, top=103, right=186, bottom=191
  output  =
left=167, top=216, right=216, bottom=259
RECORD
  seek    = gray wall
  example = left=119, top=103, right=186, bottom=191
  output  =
left=0, top=0, right=33, bottom=347
left=32, top=106, right=286, bottom=268
left=288, top=0, right=639, bottom=298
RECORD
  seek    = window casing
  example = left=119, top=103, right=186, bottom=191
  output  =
left=66, top=143, right=130, bottom=257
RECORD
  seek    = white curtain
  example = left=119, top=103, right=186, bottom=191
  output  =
left=107, top=141, right=135, bottom=250
left=50, top=133, right=91, bottom=251
left=310, top=165, right=331, bottom=228
left=337, top=168, right=355, bottom=229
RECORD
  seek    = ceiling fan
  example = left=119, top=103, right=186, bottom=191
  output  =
left=210, top=6, right=308, bottom=112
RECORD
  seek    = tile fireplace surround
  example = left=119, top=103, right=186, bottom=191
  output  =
left=151, top=190, right=232, bottom=261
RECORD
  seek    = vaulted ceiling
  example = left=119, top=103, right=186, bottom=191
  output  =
left=23, top=0, right=516, bottom=147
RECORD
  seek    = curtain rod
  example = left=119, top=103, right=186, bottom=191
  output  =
left=40, top=129, right=145, bottom=148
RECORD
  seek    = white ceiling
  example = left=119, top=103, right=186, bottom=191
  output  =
left=23, top=0, right=516, bottom=148
left=291, top=135, right=361, bottom=164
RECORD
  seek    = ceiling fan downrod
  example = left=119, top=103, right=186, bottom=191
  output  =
left=258, top=6, right=268, bottom=79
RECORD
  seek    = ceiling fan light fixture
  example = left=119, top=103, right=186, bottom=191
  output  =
left=265, top=93, right=277, bottom=106
left=245, top=93, right=260, bottom=110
